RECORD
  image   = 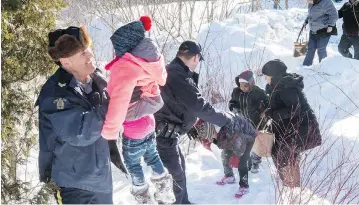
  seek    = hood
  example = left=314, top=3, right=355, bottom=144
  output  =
left=235, top=70, right=256, bottom=86
left=130, top=37, right=161, bottom=62
left=267, top=73, right=304, bottom=93
left=105, top=53, right=167, bottom=86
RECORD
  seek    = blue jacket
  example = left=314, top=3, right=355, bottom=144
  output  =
left=305, top=0, right=338, bottom=33
left=36, top=67, right=112, bottom=193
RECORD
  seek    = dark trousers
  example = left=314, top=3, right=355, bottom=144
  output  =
left=338, top=34, right=359, bottom=60
left=156, top=136, right=191, bottom=204
left=54, top=187, right=112, bottom=204
left=221, top=140, right=254, bottom=188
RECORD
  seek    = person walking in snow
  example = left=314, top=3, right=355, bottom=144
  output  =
left=303, top=0, right=338, bottom=66
left=194, top=114, right=257, bottom=198
left=228, top=70, right=268, bottom=173
left=338, top=0, right=359, bottom=60
left=261, top=59, right=322, bottom=188
left=101, top=16, right=175, bottom=204
left=154, top=40, right=237, bottom=204
left=37, top=26, right=130, bottom=204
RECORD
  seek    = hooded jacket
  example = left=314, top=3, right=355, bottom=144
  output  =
left=266, top=73, right=322, bottom=152
left=102, top=38, right=167, bottom=140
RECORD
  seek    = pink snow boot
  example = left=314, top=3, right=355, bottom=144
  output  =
left=235, top=186, right=249, bottom=198
left=216, top=175, right=235, bottom=185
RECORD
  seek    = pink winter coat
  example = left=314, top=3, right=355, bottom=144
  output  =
left=101, top=52, right=167, bottom=140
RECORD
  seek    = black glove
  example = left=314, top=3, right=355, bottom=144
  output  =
left=229, top=100, right=238, bottom=111
left=187, top=126, right=199, bottom=140
left=130, top=86, right=143, bottom=103
left=108, top=140, right=127, bottom=174
left=88, top=92, right=102, bottom=107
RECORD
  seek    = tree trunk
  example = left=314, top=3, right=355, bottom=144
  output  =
left=178, top=1, right=182, bottom=37
left=189, top=1, right=196, bottom=39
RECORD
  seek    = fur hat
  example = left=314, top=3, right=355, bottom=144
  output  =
left=261, top=59, right=287, bottom=77
left=48, top=26, right=92, bottom=61
left=110, top=16, right=152, bottom=58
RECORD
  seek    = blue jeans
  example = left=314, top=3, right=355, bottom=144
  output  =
left=303, top=35, right=330, bottom=66
left=122, top=132, right=165, bottom=186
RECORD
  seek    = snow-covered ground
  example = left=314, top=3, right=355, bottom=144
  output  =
left=111, top=3, right=359, bottom=205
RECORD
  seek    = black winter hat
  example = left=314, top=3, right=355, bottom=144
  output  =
left=261, top=59, right=287, bottom=77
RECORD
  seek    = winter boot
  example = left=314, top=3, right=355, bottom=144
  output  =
left=130, top=183, right=155, bottom=204
left=251, top=163, right=259, bottom=174
left=216, top=175, right=236, bottom=185
left=235, top=186, right=249, bottom=198
left=150, top=171, right=176, bottom=204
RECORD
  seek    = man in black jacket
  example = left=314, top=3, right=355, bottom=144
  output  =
left=154, top=40, right=233, bottom=204
left=338, top=0, right=359, bottom=60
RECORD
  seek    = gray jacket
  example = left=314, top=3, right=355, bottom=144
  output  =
left=305, top=0, right=338, bottom=33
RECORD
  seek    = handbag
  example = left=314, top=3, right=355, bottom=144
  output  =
left=293, top=24, right=308, bottom=57
left=252, top=119, right=275, bottom=158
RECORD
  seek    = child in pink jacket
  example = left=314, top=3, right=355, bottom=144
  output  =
left=102, top=16, right=175, bottom=204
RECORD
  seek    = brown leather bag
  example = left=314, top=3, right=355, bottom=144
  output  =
left=293, top=24, right=308, bottom=57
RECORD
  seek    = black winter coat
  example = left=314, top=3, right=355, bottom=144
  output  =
left=229, top=85, right=268, bottom=127
left=154, top=58, right=230, bottom=135
left=266, top=73, right=322, bottom=152
left=338, top=1, right=359, bottom=36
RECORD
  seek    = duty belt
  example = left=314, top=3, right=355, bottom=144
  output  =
left=155, top=121, right=182, bottom=138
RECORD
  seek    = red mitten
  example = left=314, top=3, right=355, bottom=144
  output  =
left=200, top=139, right=212, bottom=152
left=229, top=155, right=240, bottom=168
